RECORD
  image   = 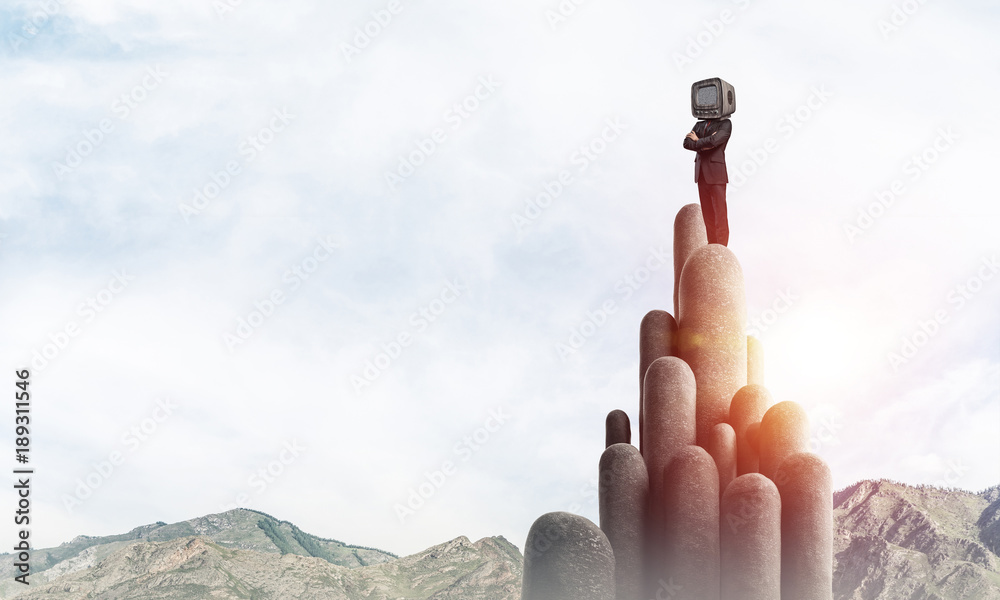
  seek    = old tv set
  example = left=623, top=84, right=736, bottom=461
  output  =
left=691, top=77, right=736, bottom=119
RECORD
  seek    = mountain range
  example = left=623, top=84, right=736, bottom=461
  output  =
left=1, top=480, right=997, bottom=599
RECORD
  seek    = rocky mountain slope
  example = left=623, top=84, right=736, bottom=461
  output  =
left=0, top=508, right=398, bottom=598
left=2, top=481, right=998, bottom=599
left=5, top=534, right=521, bottom=600
left=833, top=480, right=1000, bottom=600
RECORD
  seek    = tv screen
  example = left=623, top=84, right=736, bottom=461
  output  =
left=691, top=77, right=735, bottom=119
left=696, top=85, right=718, bottom=107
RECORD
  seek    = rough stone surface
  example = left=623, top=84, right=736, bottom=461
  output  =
left=639, top=310, right=677, bottom=455
left=677, top=244, right=748, bottom=447
left=747, top=335, right=764, bottom=386
left=673, top=203, right=709, bottom=319
left=660, top=445, right=721, bottom=600
left=832, top=480, right=1000, bottom=600
left=720, top=474, right=781, bottom=600
left=758, top=400, right=809, bottom=481
left=776, top=453, right=833, bottom=600
left=599, top=444, right=648, bottom=600
left=606, top=410, right=631, bottom=448
left=746, top=422, right=760, bottom=454
left=522, top=512, right=616, bottom=600
left=708, top=423, right=737, bottom=503
left=642, top=356, right=697, bottom=560
left=728, top=385, right=773, bottom=476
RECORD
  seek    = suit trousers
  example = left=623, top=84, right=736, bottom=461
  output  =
left=697, top=181, right=729, bottom=246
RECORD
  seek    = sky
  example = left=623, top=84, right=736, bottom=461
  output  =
left=0, top=0, right=998, bottom=558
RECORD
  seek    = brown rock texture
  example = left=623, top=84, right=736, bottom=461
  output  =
left=6, top=533, right=522, bottom=600
left=832, top=480, right=1000, bottom=600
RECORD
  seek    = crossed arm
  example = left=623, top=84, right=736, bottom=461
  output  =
left=682, top=119, right=732, bottom=151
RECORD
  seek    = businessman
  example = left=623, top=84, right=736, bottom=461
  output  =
left=683, top=117, right=732, bottom=246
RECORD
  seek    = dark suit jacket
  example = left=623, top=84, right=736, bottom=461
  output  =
left=683, top=118, right=731, bottom=184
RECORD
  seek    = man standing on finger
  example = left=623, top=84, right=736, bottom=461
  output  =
left=684, top=78, right=736, bottom=247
